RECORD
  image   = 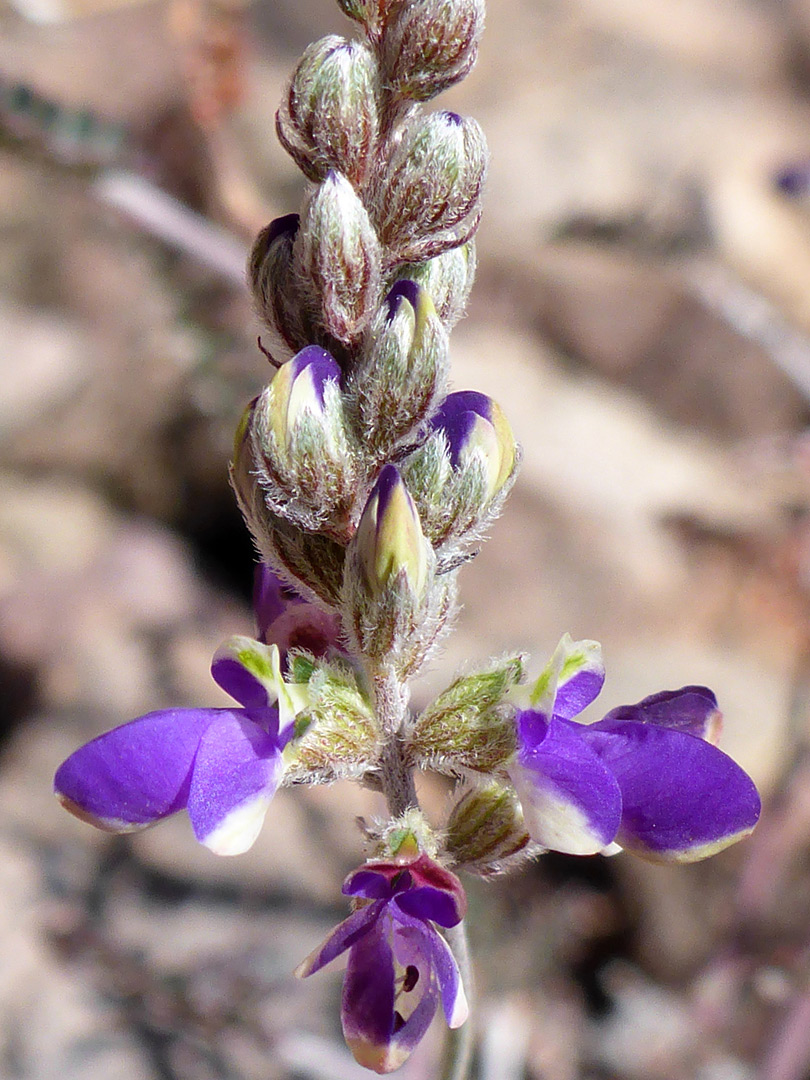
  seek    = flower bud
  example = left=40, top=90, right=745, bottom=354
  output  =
left=334, top=0, right=396, bottom=33
left=378, top=111, right=487, bottom=260
left=250, top=346, right=357, bottom=527
left=352, top=280, right=449, bottom=458
left=230, top=414, right=348, bottom=605
left=276, top=36, right=379, bottom=187
left=281, top=655, right=381, bottom=784
left=295, top=171, right=382, bottom=343
left=248, top=214, right=311, bottom=356
left=382, top=0, right=484, bottom=102
left=342, top=466, right=452, bottom=669
left=395, top=241, right=476, bottom=329
left=407, top=654, right=523, bottom=775
left=401, top=391, right=519, bottom=551
left=446, top=782, right=533, bottom=876
left=432, top=391, right=516, bottom=500
left=355, top=465, right=428, bottom=599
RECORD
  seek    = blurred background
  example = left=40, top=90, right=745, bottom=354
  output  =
left=3, top=0, right=810, bottom=1076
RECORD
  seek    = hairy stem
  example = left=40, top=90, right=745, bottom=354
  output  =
left=441, top=920, right=475, bottom=1080
left=373, top=665, right=418, bottom=816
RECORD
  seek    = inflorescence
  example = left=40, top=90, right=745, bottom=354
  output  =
left=54, top=0, right=761, bottom=1073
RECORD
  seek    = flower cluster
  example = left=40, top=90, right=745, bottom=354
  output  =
left=53, top=0, right=762, bottom=1074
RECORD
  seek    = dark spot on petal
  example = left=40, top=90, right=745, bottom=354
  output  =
left=392, top=1011, right=406, bottom=1034
left=403, top=965, right=419, bottom=993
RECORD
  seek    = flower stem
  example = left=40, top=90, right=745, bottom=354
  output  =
left=373, top=665, right=418, bottom=817
left=441, top=920, right=475, bottom=1080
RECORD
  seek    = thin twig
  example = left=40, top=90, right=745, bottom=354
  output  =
left=440, top=921, right=475, bottom=1080
left=92, top=169, right=249, bottom=285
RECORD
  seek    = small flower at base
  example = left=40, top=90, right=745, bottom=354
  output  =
left=276, top=36, right=379, bottom=187
left=295, top=171, right=382, bottom=343
left=507, top=635, right=761, bottom=862
left=381, top=0, right=484, bottom=102
left=296, top=853, right=468, bottom=1074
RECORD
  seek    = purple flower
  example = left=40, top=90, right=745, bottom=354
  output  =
left=253, top=562, right=343, bottom=665
left=508, top=636, right=761, bottom=862
left=53, top=583, right=315, bottom=857
left=296, top=854, right=469, bottom=1074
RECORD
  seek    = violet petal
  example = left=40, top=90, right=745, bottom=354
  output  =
left=187, top=709, right=283, bottom=855
left=510, top=711, right=622, bottom=854
left=54, top=708, right=218, bottom=832
left=394, top=886, right=463, bottom=928
left=295, top=901, right=385, bottom=978
left=341, top=918, right=400, bottom=1072
left=600, top=686, right=722, bottom=743
left=583, top=718, right=761, bottom=862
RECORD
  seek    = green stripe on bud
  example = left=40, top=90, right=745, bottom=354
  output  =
left=277, top=36, right=380, bottom=188
left=295, top=171, right=382, bottom=343
left=382, top=0, right=484, bottom=102
left=446, top=781, right=532, bottom=876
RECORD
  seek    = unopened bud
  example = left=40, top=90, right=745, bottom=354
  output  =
left=432, top=391, right=516, bottom=500
left=239, top=347, right=358, bottom=537
left=276, top=36, right=379, bottom=187
left=382, top=0, right=484, bottom=102
left=401, top=391, right=518, bottom=551
left=395, top=241, right=477, bottom=329
left=248, top=214, right=311, bottom=357
left=230, top=416, right=348, bottom=605
left=378, top=111, right=487, bottom=259
left=295, top=171, right=382, bottom=343
left=355, top=465, right=428, bottom=599
left=335, top=0, right=396, bottom=33
left=343, top=466, right=452, bottom=668
left=352, top=280, right=448, bottom=458
left=446, top=782, right=532, bottom=876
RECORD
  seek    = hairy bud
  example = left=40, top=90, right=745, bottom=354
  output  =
left=407, top=654, right=524, bottom=775
left=247, top=345, right=358, bottom=535
left=381, top=0, right=484, bottom=102
left=342, top=466, right=453, bottom=671
left=401, top=390, right=519, bottom=552
left=295, top=171, right=383, bottom=343
left=276, top=36, right=380, bottom=187
left=377, top=111, right=487, bottom=261
left=282, top=655, right=382, bottom=784
left=394, top=241, right=477, bottom=329
left=446, top=782, right=534, bottom=876
left=351, top=280, right=449, bottom=459
left=248, top=214, right=311, bottom=357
